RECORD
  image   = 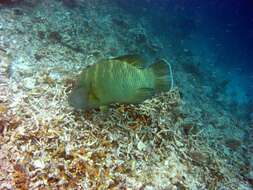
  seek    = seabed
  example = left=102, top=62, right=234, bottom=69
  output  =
left=0, top=1, right=252, bottom=189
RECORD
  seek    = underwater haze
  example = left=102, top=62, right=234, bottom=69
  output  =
left=118, top=0, right=253, bottom=104
left=0, top=0, right=253, bottom=189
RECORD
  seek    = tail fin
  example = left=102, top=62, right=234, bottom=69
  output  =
left=151, top=59, right=173, bottom=92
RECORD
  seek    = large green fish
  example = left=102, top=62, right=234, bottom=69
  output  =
left=68, top=55, right=173, bottom=110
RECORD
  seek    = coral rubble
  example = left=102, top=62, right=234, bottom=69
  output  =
left=0, top=1, right=251, bottom=189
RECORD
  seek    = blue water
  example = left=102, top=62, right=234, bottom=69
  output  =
left=117, top=0, right=253, bottom=107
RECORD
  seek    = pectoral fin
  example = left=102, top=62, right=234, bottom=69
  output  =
left=151, top=59, right=171, bottom=92
left=88, top=83, right=100, bottom=102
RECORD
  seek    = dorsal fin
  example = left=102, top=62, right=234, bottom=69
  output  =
left=112, top=54, right=145, bottom=68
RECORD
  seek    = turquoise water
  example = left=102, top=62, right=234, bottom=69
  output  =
left=0, top=0, right=252, bottom=189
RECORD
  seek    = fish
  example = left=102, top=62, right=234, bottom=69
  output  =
left=68, top=54, right=173, bottom=110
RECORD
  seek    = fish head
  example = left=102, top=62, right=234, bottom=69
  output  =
left=68, top=86, right=90, bottom=110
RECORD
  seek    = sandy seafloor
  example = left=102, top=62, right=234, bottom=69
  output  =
left=0, top=1, right=252, bottom=189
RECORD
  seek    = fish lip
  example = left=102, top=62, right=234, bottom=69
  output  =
left=68, top=93, right=78, bottom=108
left=68, top=86, right=95, bottom=110
left=68, top=90, right=86, bottom=109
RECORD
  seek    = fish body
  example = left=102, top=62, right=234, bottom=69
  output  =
left=68, top=55, right=171, bottom=110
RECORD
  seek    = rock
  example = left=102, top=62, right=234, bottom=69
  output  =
left=0, top=104, right=7, bottom=114
left=137, top=141, right=146, bottom=151
left=33, top=159, right=45, bottom=169
left=23, top=78, right=36, bottom=89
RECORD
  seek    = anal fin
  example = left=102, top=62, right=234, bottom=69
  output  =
left=133, top=88, right=155, bottom=103
left=99, top=105, right=109, bottom=112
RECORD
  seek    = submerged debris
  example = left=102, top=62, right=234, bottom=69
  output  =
left=48, top=31, right=62, bottom=43
left=224, top=138, right=242, bottom=150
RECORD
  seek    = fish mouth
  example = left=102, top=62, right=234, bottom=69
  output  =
left=68, top=87, right=87, bottom=109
